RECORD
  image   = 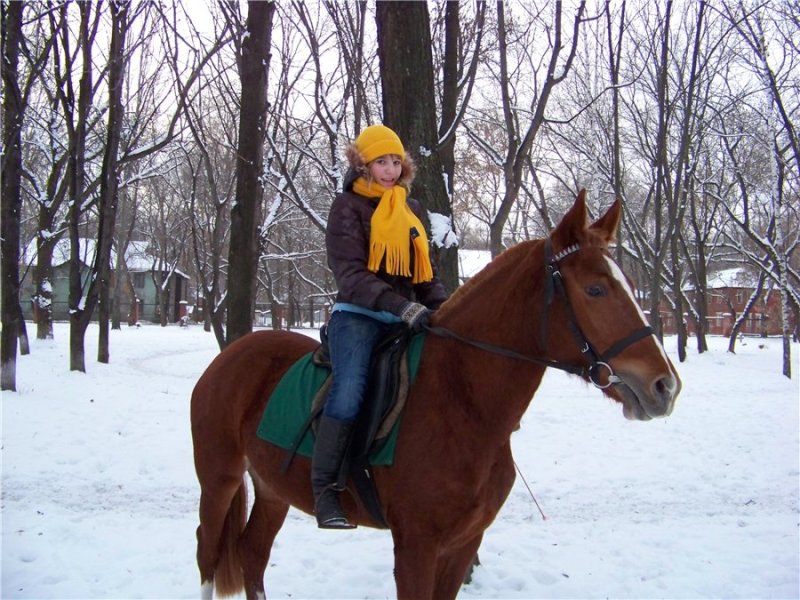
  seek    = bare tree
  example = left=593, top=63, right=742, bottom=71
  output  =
left=95, top=1, right=132, bottom=363
left=26, top=82, right=71, bottom=341
left=467, top=1, right=587, bottom=258
left=717, top=111, right=798, bottom=377
left=226, top=0, right=275, bottom=346
left=430, top=1, right=487, bottom=291
left=375, top=1, right=457, bottom=289
left=609, top=2, right=722, bottom=360
left=717, top=0, right=799, bottom=377
left=50, top=1, right=105, bottom=372
left=1, top=0, right=25, bottom=390
left=323, top=0, right=377, bottom=133
left=7, top=3, right=58, bottom=343
left=155, top=1, right=237, bottom=348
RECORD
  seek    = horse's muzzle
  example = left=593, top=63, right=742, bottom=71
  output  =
left=616, top=371, right=681, bottom=421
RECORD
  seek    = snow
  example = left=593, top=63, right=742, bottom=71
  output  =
left=429, top=212, right=459, bottom=249
left=683, top=268, right=761, bottom=291
left=460, top=248, right=493, bottom=280
left=2, top=322, right=798, bottom=599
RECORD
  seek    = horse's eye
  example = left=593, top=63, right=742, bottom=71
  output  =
left=586, top=285, right=606, bottom=298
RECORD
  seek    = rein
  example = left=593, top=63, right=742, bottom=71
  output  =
left=426, top=239, right=653, bottom=389
left=424, top=325, right=587, bottom=377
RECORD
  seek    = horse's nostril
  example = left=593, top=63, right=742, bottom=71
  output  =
left=652, top=375, right=676, bottom=402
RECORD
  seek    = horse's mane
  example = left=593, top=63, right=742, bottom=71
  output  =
left=437, top=239, right=545, bottom=319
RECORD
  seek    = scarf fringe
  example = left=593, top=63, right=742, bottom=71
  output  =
left=368, top=239, right=433, bottom=283
left=369, top=242, right=411, bottom=278
left=412, top=237, right=433, bottom=283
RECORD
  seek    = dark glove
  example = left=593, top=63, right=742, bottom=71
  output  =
left=399, top=301, right=433, bottom=333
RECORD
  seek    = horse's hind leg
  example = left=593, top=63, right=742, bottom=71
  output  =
left=195, top=461, right=247, bottom=596
left=238, top=470, right=290, bottom=600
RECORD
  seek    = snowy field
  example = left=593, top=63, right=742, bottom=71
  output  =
left=2, top=322, right=798, bottom=599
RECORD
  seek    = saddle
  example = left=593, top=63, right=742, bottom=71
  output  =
left=282, top=323, right=414, bottom=528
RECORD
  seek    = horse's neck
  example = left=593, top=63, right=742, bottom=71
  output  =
left=434, top=241, right=548, bottom=433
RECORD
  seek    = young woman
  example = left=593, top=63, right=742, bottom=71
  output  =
left=313, top=124, right=448, bottom=529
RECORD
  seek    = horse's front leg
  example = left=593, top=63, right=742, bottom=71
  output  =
left=433, top=533, right=485, bottom=599
left=391, top=534, right=440, bottom=600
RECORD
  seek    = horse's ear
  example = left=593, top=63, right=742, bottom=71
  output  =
left=551, top=189, right=589, bottom=247
left=590, top=198, right=622, bottom=243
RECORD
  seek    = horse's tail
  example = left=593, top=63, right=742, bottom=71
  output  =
left=213, top=479, right=248, bottom=597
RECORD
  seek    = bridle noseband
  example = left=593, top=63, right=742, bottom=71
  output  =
left=426, top=239, right=653, bottom=388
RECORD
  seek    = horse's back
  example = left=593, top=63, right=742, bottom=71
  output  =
left=191, top=330, right=319, bottom=442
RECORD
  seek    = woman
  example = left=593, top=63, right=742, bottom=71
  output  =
left=313, top=124, right=448, bottom=529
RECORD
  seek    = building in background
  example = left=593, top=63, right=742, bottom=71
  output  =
left=20, top=239, right=189, bottom=324
left=662, top=267, right=785, bottom=337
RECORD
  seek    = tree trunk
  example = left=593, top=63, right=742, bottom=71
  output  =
left=160, top=284, right=169, bottom=327
left=436, top=1, right=468, bottom=293
left=726, top=272, right=767, bottom=354
left=63, top=2, right=98, bottom=373
left=692, top=242, right=709, bottom=354
left=97, top=1, right=128, bottom=363
left=670, top=232, right=687, bottom=362
left=110, top=260, right=129, bottom=331
left=17, top=305, right=30, bottom=356
left=34, top=236, right=57, bottom=340
left=375, top=1, right=458, bottom=293
left=226, top=0, right=274, bottom=345
left=647, top=0, right=672, bottom=340
left=605, top=0, right=625, bottom=264
left=1, top=0, right=24, bottom=391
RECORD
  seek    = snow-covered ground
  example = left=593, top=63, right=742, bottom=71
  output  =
left=2, top=322, right=798, bottom=599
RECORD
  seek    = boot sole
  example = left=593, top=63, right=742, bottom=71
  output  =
left=317, top=517, right=357, bottom=530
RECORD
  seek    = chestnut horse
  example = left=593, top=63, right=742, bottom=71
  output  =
left=191, top=191, right=681, bottom=599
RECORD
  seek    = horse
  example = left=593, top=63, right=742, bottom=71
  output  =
left=190, top=190, right=681, bottom=599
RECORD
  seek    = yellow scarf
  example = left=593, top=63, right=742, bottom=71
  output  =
left=352, top=177, right=434, bottom=283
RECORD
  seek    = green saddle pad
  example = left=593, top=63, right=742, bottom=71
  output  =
left=257, top=332, right=426, bottom=466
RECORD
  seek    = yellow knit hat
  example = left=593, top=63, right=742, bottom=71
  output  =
left=355, top=125, right=405, bottom=163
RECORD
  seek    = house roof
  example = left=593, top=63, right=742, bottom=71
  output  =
left=707, top=268, right=759, bottom=288
left=684, top=267, right=759, bottom=291
left=22, top=238, right=189, bottom=279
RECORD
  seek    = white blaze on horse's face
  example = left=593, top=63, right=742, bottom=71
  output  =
left=603, top=255, right=681, bottom=420
left=605, top=257, right=647, bottom=321
left=604, top=255, right=671, bottom=366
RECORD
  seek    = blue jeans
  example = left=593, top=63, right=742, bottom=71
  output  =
left=323, top=310, right=392, bottom=422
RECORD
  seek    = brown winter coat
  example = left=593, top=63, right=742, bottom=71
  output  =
left=326, top=189, right=448, bottom=316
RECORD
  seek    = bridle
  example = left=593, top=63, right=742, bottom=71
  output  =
left=541, top=239, right=653, bottom=387
left=425, top=239, right=654, bottom=389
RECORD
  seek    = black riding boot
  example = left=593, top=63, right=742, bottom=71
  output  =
left=311, top=415, right=356, bottom=529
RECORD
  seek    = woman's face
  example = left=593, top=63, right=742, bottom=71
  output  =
left=367, top=154, right=402, bottom=187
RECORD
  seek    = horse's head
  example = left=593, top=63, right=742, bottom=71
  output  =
left=546, top=190, right=681, bottom=420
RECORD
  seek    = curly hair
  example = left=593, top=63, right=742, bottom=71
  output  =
left=345, top=142, right=416, bottom=188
